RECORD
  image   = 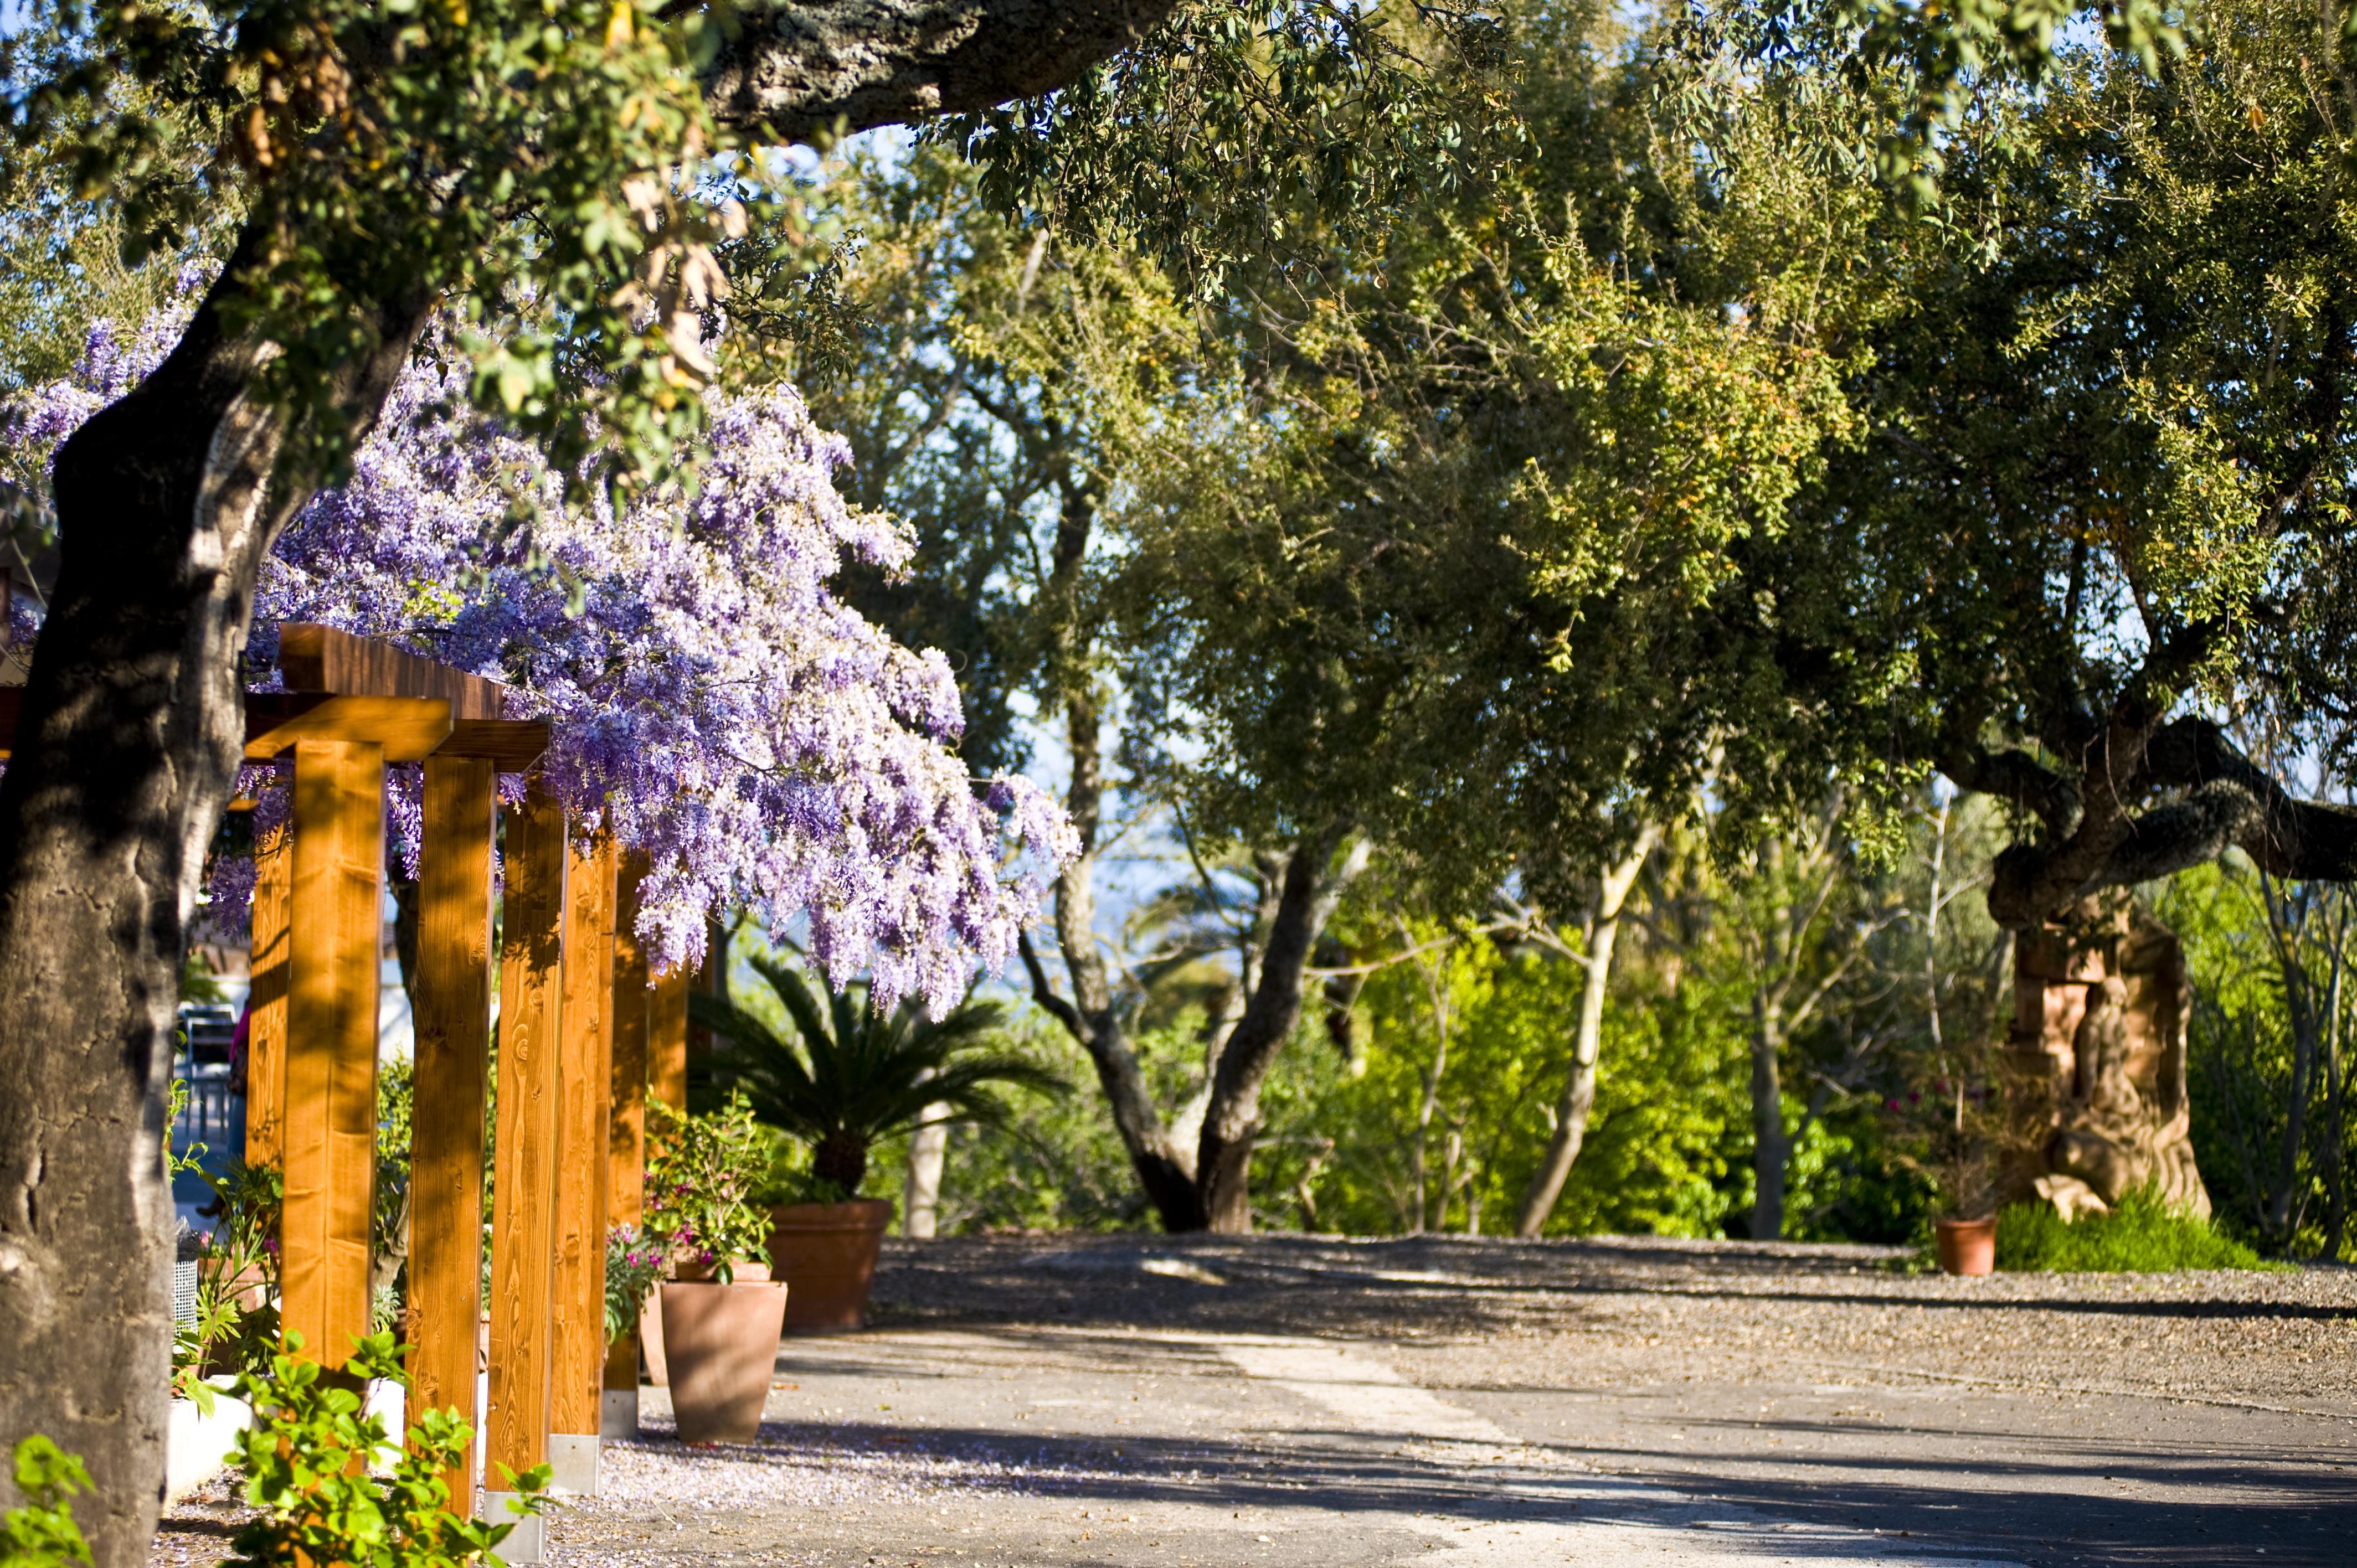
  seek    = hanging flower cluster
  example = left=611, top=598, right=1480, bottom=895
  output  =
left=6, top=317, right=1076, bottom=1011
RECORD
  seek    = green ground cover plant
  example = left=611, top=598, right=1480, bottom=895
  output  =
left=2, top=1436, right=92, bottom=1567
left=1994, top=1185, right=2274, bottom=1273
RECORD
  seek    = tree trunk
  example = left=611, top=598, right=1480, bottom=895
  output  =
left=1196, top=829, right=1370, bottom=1234
left=2001, top=898, right=2210, bottom=1218
left=1748, top=1003, right=1788, bottom=1240
left=0, top=228, right=426, bottom=1565
left=903, top=1089, right=947, bottom=1238
left=1514, top=830, right=1654, bottom=1237
left=1022, top=689, right=1205, bottom=1230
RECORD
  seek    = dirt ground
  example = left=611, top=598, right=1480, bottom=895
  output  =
left=152, top=1234, right=2357, bottom=1568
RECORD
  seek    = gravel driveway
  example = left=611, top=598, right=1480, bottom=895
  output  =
left=152, top=1233, right=2357, bottom=1568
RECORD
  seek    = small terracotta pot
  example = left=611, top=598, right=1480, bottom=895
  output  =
left=766, top=1200, right=893, bottom=1333
left=1935, top=1216, right=1998, bottom=1276
left=659, top=1277, right=788, bottom=1443
left=640, top=1287, right=667, bottom=1386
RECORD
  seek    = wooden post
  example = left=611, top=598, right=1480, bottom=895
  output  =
left=487, top=782, right=567, bottom=1558
left=278, top=739, right=385, bottom=1372
left=602, top=853, right=651, bottom=1431
left=243, top=820, right=292, bottom=1171
left=548, top=833, right=615, bottom=1494
left=649, top=968, right=688, bottom=1114
left=638, top=961, right=688, bottom=1391
left=408, top=756, right=497, bottom=1504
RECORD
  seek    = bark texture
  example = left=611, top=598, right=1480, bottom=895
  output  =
left=708, top=0, right=1181, bottom=138
left=0, top=228, right=429, bottom=1563
left=2001, top=899, right=2210, bottom=1219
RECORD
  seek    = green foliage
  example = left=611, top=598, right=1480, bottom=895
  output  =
left=374, top=1054, right=414, bottom=1327
left=1994, top=1185, right=2272, bottom=1272
left=178, top=1160, right=286, bottom=1408
left=179, top=952, right=229, bottom=1004
left=695, top=953, right=1065, bottom=1197
left=2157, top=857, right=2356, bottom=1259
left=9, top=0, right=758, bottom=495
left=913, top=1009, right=1167, bottom=1234
left=2, top=1436, right=92, bottom=1568
left=934, top=0, right=1512, bottom=296
left=604, top=1225, right=668, bottom=1343
left=642, top=1094, right=775, bottom=1282
left=225, top=1333, right=548, bottom=1567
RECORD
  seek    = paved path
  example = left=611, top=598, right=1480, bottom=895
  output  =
left=157, top=1234, right=2357, bottom=1567
left=552, top=1315, right=2351, bottom=1568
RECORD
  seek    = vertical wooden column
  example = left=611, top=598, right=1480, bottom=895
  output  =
left=244, top=821, right=292, bottom=1170
left=278, top=740, right=386, bottom=1371
left=601, top=853, right=651, bottom=1429
left=408, top=756, right=497, bottom=1503
left=548, top=833, right=615, bottom=1493
left=486, top=782, right=568, bottom=1555
left=649, top=968, right=688, bottom=1113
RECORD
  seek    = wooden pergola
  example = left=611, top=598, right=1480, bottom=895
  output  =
left=230, top=625, right=693, bottom=1561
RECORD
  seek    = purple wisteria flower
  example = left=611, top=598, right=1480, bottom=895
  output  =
left=8, top=318, right=1078, bottom=1013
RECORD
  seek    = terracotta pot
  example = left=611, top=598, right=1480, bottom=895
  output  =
left=766, top=1200, right=893, bottom=1333
left=1935, top=1216, right=1998, bottom=1276
left=639, top=1286, right=667, bottom=1386
left=659, top=1278, right=788, bottom=1443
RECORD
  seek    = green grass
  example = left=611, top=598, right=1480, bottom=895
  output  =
left=1993, top=1183, right=2276, bottom=1272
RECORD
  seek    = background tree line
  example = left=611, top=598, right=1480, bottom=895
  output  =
left=739, top=0, right=2357, bottom=1257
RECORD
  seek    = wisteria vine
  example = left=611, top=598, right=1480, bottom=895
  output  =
left=6, top=317, right=1075, bottom=1010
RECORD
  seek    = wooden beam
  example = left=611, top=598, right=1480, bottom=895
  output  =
left=278, top=740, right=385, bottom=1371
left=549, top=832, right=616, bottom=1491
left=243, top=821, right=291, bottom=1171
left=439, top=718, right=551, bottom=768
left=487, top=783, right=567, bottom=1508
left=649, top=968, right=688, bottom=1114
left=279, top=623, right=510, bottom=719
left=603, top=855, right=651, bottom=1415
left=408, top=756, right=497, bottom=1504
left=245, top=694, right=452, bottom=765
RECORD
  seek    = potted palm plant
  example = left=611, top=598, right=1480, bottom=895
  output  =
left=692, top=955, right=1063, bottom=1332
left=644, top=1095, right=788, bottom=1442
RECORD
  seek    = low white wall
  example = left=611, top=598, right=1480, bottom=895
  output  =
left=165, top=1382, right=251, bottom=1502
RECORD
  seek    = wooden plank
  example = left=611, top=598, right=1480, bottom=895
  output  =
left=438, top=718, right=551, bottom=768
left=487, top=783, right=568, bottom=1487
left=279, top=623, right=510, bottom=719
left=550, top=832, right=616, bottom=1459
left=245, top=694, right=452, bottom=764
left=278, top=739, right=385, bottom=1371
left=243, top=821, right=292, bottom=1170
left=408, top=756, right=497, bottom=1502
left=603, top=854, right=651, bottom=1401
left=649, top=968, right=688, bottom=1114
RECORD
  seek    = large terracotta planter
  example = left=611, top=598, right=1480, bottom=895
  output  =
left=766, top=1199, right=893, bottom=1333
left=660, top=1269, right=788, bottom=1443
left=1935, top=1216, right=1997, bottom=1276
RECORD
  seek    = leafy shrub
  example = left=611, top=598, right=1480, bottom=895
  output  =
left=176, top=1158, right=286, bottom=1410
left=604, top=1224, right=669, bottom=1342
left=225, top=1332, right=548, bottom=1567
left=2, top=1435, right=92, bottom=1567
left=644, top=1095, right=775, bottom=1281
left=1995, top=1184, right=2273, bottom=1272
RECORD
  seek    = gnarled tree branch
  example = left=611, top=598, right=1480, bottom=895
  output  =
left=1986, top=717, right=2357, bottom=926
left=704, top=0, right=1181, bottom=138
